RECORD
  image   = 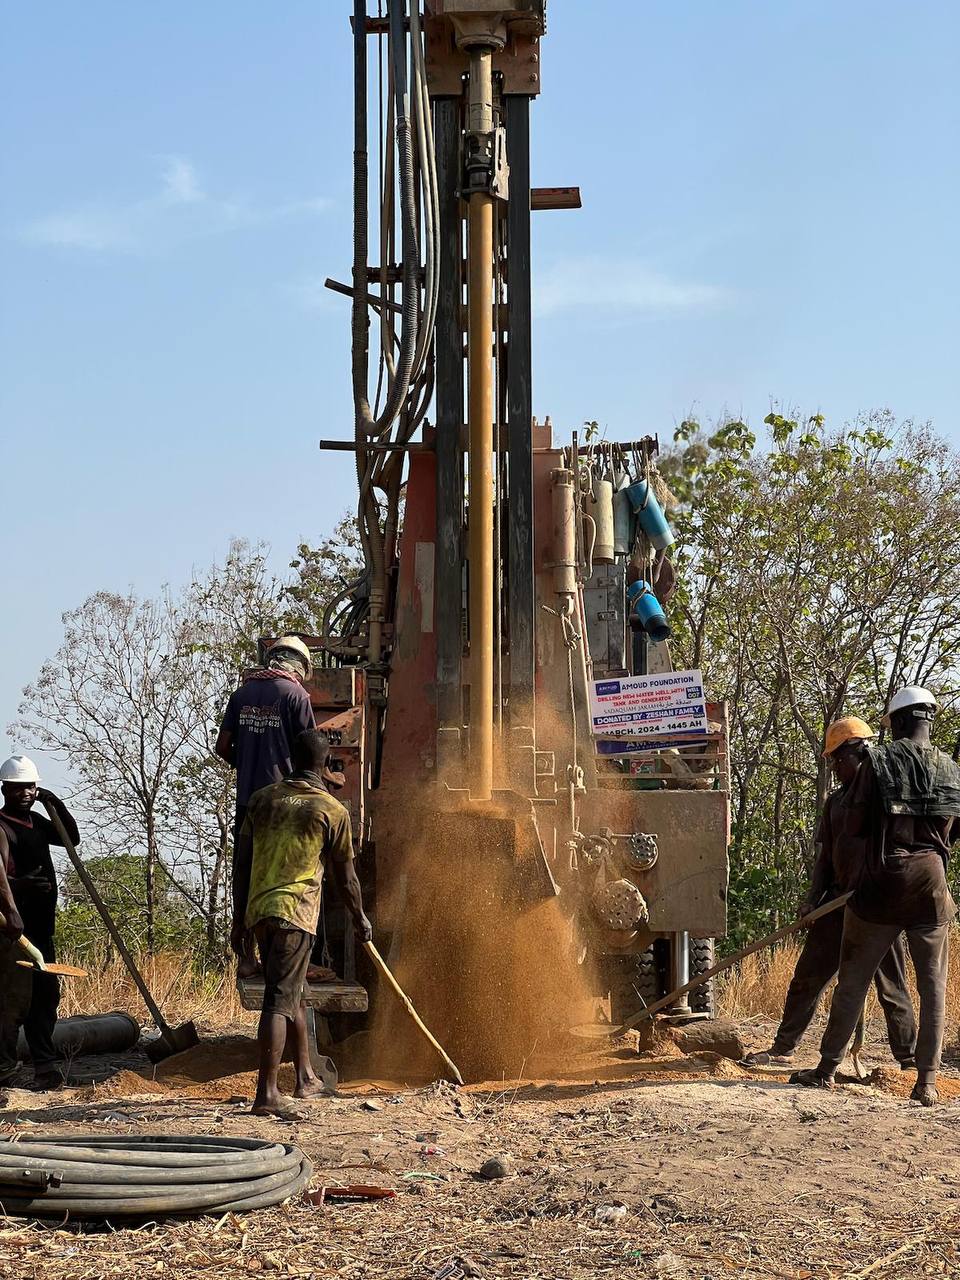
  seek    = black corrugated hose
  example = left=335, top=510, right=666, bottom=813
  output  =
left=0, top=1135, right=312, bottom=1219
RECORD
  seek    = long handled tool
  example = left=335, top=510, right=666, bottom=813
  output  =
left=0, top=912, right=87, bottom=977
left=363, top=940, right=464, bottom=1086
left=42, top=801, right=199, bottom=1062
left=576, top=892, right=853, bottom=1041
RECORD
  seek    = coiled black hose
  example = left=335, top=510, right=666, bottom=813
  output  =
left=0, top=1135, right=312, bottom=1219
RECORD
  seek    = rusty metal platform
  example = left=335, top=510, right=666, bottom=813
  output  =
left=236, top=977, right=368, bottom=1015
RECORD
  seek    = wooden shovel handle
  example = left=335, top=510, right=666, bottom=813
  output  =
left=42, top=801, right=172, bottom=1033
left=614, top=892, right=853, bottom=1035
left=363, top=940, right=465, bottom=1086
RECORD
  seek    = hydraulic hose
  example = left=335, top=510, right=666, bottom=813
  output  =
left=356, top=0, right=419, bottom=442
left=347, top=1, right=438, bottom=666
left=0, top=1135, right=312, bottom=1220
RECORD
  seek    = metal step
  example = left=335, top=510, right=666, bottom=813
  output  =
left=236, top=977, right=368, bottom=1015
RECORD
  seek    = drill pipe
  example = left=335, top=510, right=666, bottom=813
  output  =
left=467, top=46, right=495, bottom=801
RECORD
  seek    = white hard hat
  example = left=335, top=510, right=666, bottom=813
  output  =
left=881, top=686, right=939, bottom=728
left=267, top=634, right=312, bottom=676
left=0, top=755, right=41, bottom=784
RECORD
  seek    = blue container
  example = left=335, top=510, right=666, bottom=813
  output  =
left=626, top=579, right=672, bottom=642
left=624, top=480, right=675, bottom=551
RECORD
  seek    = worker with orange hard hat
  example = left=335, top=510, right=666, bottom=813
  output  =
left=744, top=716, right=917, bottom=1070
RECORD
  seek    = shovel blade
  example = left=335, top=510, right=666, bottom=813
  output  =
left=15, top=961, right=89, bottom=978
left=144, top=1020, right=200, bottom=1063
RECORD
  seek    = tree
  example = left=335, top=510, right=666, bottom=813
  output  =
left=282, top=511, right=366, bottom=650
left=168, top=538, right=287, bottom=951
left=11, top=526, right=365, bottom=958
left=13, top=590, right=198, bottom=952
left=661, top=411, right=960, bottom=942
left=58, top=852, right=198, bottom=959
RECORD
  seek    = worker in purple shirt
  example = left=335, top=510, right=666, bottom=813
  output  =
left=216, top=636, right=316, bottom=969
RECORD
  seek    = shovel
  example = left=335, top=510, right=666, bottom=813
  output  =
left=42, top=802, right=199, bottom=1062
left=574, top=892, right=854, bottom=1041
left=0, top=912, right=88, bottom=977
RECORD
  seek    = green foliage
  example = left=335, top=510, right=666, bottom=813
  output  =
left=282, top=512, right=364, bottom=635
left=13, top=517, right=364, bottom=956
left=58, top=853, right=199, bottom=960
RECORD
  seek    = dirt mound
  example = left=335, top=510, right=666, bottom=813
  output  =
left=77, top=1070, right=166, bottom=1100
left=151, top=1036, right=259, bottom=1085
left=693, top=1051, right=750, bottom=1079
left=868, top=1067, right=960, bottom=1101
left=159, top=1066, right=294, bottom=1100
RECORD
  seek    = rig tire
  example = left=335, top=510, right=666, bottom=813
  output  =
left=607, top=947, right=659, bottom=1025
left=689, top=937, right=716, bottom=1017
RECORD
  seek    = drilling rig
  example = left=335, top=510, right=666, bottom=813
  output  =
left=284, top=1, right=730, bottom=1054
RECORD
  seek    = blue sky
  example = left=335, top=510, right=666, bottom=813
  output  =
left=2, top=1, right=958, bottom=788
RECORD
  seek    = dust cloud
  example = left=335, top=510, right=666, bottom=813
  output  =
left=358, top=803, right=599, bottom=1084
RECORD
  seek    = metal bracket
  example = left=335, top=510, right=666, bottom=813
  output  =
left=463, top=123, right=509, bottom=199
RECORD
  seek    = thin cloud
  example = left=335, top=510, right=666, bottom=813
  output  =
left=22, top=155, right=330, bottom=254
left=533, top=256, right=730, bottom=319
left=160, top=155, right=203, bottom=205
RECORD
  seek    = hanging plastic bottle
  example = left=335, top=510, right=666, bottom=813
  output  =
left=626, top=579, right=672, bottom=642
left=624, top=480, right=675, bottom=551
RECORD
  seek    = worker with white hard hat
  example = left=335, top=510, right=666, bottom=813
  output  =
left=0, top=754, right=81, bottom=1090
left=793, top=687, right=959, bottom=1105
left=880, top=685, right=939, bottom=727
left=215, top=637, right=317, bottom=975
left=744, top=717, right=916, bottom=1070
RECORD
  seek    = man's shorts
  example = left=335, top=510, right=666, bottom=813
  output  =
left=253, top=918, right=314, bottom=1022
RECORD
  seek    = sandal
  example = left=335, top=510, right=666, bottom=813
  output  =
left=251, top=1100, right=308, bottom=1121
left=910, top=1082, right=938, bottom=1107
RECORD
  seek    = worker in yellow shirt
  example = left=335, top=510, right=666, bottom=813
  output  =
left=232, top=730, right=371, bottom=1119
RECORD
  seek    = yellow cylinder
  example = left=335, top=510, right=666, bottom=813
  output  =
left=468, top=189, right=495, bottom=801
left=590, top=476, right=615, bottom=564
left=551, top=468, right=578, bottom=596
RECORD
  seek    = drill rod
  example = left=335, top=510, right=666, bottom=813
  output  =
left=466, top=46, right=495, bottom=801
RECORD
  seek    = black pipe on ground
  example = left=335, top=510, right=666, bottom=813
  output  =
left=0, top=1135, right=312, bottom=1219
left=17, top=1012, right=140, bottom=1061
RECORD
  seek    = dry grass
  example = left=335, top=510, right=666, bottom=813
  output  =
left=57, top=949, right=253, bottom=1029
left=55, top=929, right=960, bottom=1049
left=718, top=924, right=960, bottom=1037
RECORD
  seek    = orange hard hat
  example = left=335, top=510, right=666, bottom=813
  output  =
left=823, top=716, right=874, bottom=758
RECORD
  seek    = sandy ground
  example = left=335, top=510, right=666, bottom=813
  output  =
left=0, top=1022, right=958, bottom=1280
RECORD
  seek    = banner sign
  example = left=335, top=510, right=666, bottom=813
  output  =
left=589, top=669, right=708, bottom=742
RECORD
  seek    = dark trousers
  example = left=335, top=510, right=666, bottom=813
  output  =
left=25, top=933, right=61, bottom=1072
left=819, top=909, right=949, bottom=1084
left=0, top=933, right=60, bottom=1080
left=773, top=907, right=916, bottom=1063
